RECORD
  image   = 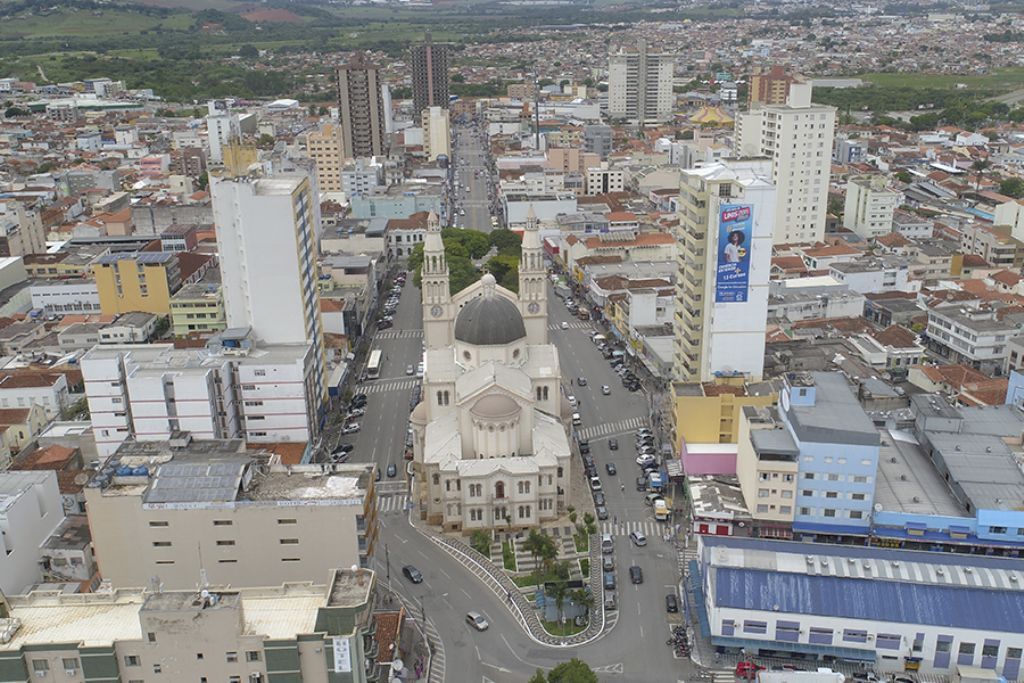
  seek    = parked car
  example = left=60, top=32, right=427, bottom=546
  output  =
left=636, top=454, right=656, bottom=466
left=342, top=423, right=361, bottom=435
left=465, top=612, right=489, bottom=631
left=629, top=531, right=647, bottom=547
left=579, top=440, right=590, bottom=454
left=351, top=394, right=367, bottom=408
left=589, top=476, right=602, bottom=491
left=636, top=476, right=647, bottom=491
left=406, top=365, right=415, bottom=375
left=608, top=438, right=618, bottom=451
left=567, top=395, right=578, bottom=407
left=596, top=505, right=609, bottom=520
left=629, top=566, right=643, bottom=584
left=605, top=462, right=617, bottom=475
left=665, top=593, right=679, bottom=612
left=402, top=565, right=423, bottom=584
left=603, top=572, right=616, bottom=590
left=602, top=556, right=614, bottom=571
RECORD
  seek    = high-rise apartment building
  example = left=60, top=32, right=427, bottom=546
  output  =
left=205, top=100, right=240, bottom=164
left=607, top=39, right=674, bottom=125
left=844, top=174, right=900, bottom=239
left=421, top=106, right=451, bottom=161
left=93, top=251, right=182, bottom=316
left=673, top=159, right=776, bottom=384
left=748, top=65, right=801, bottom=107
left=305, top=123, right=345, bottom=193
left=210, top=169, right=326, bottom=417
left=735, top=83, right=836, bottom=244
left=410, top=34, right=450, bottom=115
left=337, top=53, right=388, bottom=159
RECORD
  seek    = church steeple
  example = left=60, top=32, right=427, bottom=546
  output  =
left=422, top=212, right=453, bottom=348
left=518, top=205, right=548, bottom=344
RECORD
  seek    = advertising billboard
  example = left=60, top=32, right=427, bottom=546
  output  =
left=714, top=203, right=754, bottom=303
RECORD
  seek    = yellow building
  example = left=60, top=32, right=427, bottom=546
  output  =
left=306, top=123, right=345, bottom=193
left=170, top=280, right=226, bottom=337
left=93, top=251, right=181, bottom=316
left=672, top=380, right=777, bottom=449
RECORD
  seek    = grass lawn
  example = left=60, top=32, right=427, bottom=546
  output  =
left=502, top=540, right=515, bottom=571
left=541, top=618, right=587, bottom=637
left=0, top=9, right=177, bottom=38
left=579, top=558, right=589, bottom=576
left=573, top=533, right=589, bottom=553
left=856, top=67, right=1024, bottom=93
left=512, top=573, right=539, bottom=587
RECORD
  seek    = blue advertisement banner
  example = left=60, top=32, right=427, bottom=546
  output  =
left=715, top=203, right=753, bottom=303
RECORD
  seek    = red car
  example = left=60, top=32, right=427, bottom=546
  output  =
left=734, top=662, right=765, bottom=680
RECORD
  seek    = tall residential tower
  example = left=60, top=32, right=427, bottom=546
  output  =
left=410, top=34, right=450, bottom=115
left=607, top=39, right=674, bottom=125
left=337, top=53, right=388, bottom=159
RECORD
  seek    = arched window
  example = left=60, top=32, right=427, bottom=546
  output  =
left=557, top=467, right=563, bottom=478
left=536, top=387, right=543, bottom=401
left=437, top=391, right=444, bottom=406
left=495, top=481, right=505, bottom=499
left=431, top=473, right=440, bottom=486
left=443, top=391, right=450, bottom=406
left=542, top=386, right=549, bottom=400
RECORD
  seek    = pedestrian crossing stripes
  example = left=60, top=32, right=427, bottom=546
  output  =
left=709, top=670, right=735, bottom=683
left=375, top=328, right=423, bottom=340
left=362, top=378, right=420, bottom=394
left=377, top=494, right=408, bottom=514
left=677, top=543, right=698, bottom=574
left=547, top=321, right=591, bottom=331
left=576, top=415, right=649, bottom=441
left=599, top=520, right=660, bottom=537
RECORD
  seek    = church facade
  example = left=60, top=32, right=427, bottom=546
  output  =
left=411, top=211, right=572, bottom=533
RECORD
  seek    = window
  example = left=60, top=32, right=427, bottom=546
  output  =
left=843, top=629, right=868, bottom=643
left=827, top=474, right=840, bottom=481
left=825, top=492, right=838, bottom=499
left=226, top=652, right=238, bottom=663
left=124, top=655, right=141, bottom=667
left=780, top=506, right=792, bottom=514
left=277, top=519, right=297, bottom=525
left=230, top=677, right=241, bottom=683
left=218, top=559, right=237, bottom=564
left=758, top=488, right=770, bottom=498
left=959, top=642, right=976, bottom=656
left=196, top=653, right=204, bottom=660
left=936, top=640, right=952, bottom=653
left=756, top=504, right=769, bottom=513
left=152, top=541, right=172, bottom=547
left=148, top=521, right=169, bottom=527
left=990, top=526, right=1007, bottom=534
left=850, top=511, right=864, bottom=520
left=279, top=538, right=299, bottom=545
left=32, top=660, right=49, bottom=673
left=853, top=475, right=869, bottom=484
left=851, top=493, right=866, bottom=501
left=982, top=643, right=999, bottom=658
left=800, top=507, right=811, bottom=516
left=803, top=473, right=814, bottom=480
left=743, top=620, right=767, bottom=635
left=147, top=632, right=156, bottom=642
left=802, top=490, right=813, bottom=497
left=1007, top=647, right=1022, bottom=660
left=877, top=634, right=902, bottom=650
left=781, top=490, right=793, bottom=499
left=216, top=540, right=235, bottom=546
left=153, top=664, right=162, bottom=673
left=823, top=509, right=836, bottom=517
left=281, top=558, right=300, bottom=562
left=246, top=651, right=262, bottom=662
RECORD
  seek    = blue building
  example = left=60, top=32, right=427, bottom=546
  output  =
left=697, top=535, right=1024, bottom=679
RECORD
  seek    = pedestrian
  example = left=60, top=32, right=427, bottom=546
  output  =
left=620, top=483, right=625, bottom=492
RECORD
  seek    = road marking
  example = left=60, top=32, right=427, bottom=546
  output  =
left=417, top=549, right=430, bottom=560
left=438, top=568, right=453, bottom=580
left=639, top=625, right=644, bottom=639
left=501, top=634, right=553, bottom=671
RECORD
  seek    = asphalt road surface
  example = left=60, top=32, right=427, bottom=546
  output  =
left=452, top=122, right=494, bottom=233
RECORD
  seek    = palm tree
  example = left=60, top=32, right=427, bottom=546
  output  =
left=571, top=588, right=595, bottom=624
left=522, top=529, right=546, bottom=570
left=972, top=159, right=990, bottom=192
left=548, top=580, right=570, bottom=635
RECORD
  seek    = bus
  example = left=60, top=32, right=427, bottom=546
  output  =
left=366, top=349, right=383, bottom=380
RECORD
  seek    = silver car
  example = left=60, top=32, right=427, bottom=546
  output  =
left=466, top=611, right=489, bottom=631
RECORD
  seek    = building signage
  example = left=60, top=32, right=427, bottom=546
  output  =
left=715, top=203, right=754, bottom=303
left=332, top=637, right=352, bottom=673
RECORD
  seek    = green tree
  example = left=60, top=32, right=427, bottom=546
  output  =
left=485, top=253, right=519, bottom=293
left=238, top=44, right=259, bottom=58
left=490, top=229, right=522, bottom=256
left=451, top=73, right=465, bottom=83
left=548, top=658, right=598, bottom=683
left=196, top=172, right=209, bottom=191
left=528, top=670, right=547, bottom=683
left=1000, top=177, right=1024, bottom=198
left=256, top=133, right=276, bottom=149
left=443, top=227, right=491, bottom=259
left=896, top=170, right=913, bottom=184
left=4, top=106, right=29, bottom=117
left=548, top=580, right=570, bottom=634
left=470, top=529, right=491, bottom=556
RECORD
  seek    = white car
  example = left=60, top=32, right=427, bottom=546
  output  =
left=601, top=385, right=611, bottom=395
left=590, top=476, right=602, bottom=491
left=560, top=321, right=569, bottom=329
left=636, top=454, right=656, bottom=466
left=342, top=423, right=361, bottom=435
left=466, top=611, right=489, bottom=631
left=416, top=362, right=424, bottom=376
left=567, top=395, right=578, bottom=407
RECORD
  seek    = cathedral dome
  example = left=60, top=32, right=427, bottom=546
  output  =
left=471, top=393, right=521, bottom=419
left=454, top=274, right=526, bottom=346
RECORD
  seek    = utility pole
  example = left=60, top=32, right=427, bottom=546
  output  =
left=385, top=543, right=391, bottom=587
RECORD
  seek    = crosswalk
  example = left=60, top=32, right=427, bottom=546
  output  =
left=362, top=378, right=421, bottom=394
left=708, top=670, right=736, bottom=682
left=677, top=542, right=698, bottom=574
left=377, top=494, right=408, bottom=514
left=576, top=415, right=649, bottom=441
left=374, top=328, right=423, bottom=340
left=599, top=520, right=661, bottom=537
left=548, top=321, right=592, bottom=331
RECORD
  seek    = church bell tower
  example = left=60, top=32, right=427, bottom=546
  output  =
left=422, top=212, right=453, bottom=349
left=518, top=206, right=548, bottom=344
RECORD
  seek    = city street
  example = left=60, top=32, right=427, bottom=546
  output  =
left=452, top=122, right=494, bottom=232
left=347, top=279, right=695, bottom=681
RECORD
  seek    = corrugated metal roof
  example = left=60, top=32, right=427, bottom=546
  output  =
left=714, top=568, right=1024, bottom=632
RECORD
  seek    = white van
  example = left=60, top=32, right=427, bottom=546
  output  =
left=591, top=334, right=606, bottom=345
left=572, top=412, right=581, bottom=426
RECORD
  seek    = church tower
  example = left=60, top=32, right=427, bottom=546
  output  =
left=422, top=212, right=453, bottom=348
left=518, top=206, right=548, bottom=344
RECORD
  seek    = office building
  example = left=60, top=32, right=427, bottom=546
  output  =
left=84, top=441, right=376, bottom=588
left=410, top=34, right=450, bottom=114
left=0, top=568, right=402, bottom=683
left=210, top=169, right=326, bottom=408
left=92, top=251, right=182, bottom=317
left=584, top=163, right=625, bottom=195
left=583, top=124, right=613, bottom=160
left=82, top=332, right=322, bottom=457
left=607, top=39, right=674, bottom=124
left=0, top=470, right=64, bottom=594
left=337, top=53, right=388, bottom=159
left=421, top=106, right=451, bottom=161
left=736, top=83, right=836, bottom=244
left=341, top=158, right=384, bottom=197
left=205, top=100, right=240, bottom=165
left=844, top=174, right=900, bottom=239
left=748, top=65, right=801, bottom=106
left=305, top=123, right=345, bottom=193
left=673, top=159, right=776, bottom=384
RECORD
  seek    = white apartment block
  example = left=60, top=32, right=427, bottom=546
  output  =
left=925, top=305, right=1021, bottom=375
left=995, top=199, right=1024, bottom=242
left=585, top=164, right=625, bottom=195
left=607, top=39, right=674, bottom=124
left=341, top=158, right=383, bottom=197
left=844, top=174, right=900, bottom=238
left=82, top=334, right=321, bottom=457
left=422, top=106, right=451, bottom=161
left=0, top=470, right=64, bottom=594
left=30, top=280, right=101, bottom=315
left=736, top=83, right=836, bottom=244
left=205, top=101, right=241, bottom=165
left=84, top=445, right=377, bottom=589
left=210, top=171, right=326, bottom=411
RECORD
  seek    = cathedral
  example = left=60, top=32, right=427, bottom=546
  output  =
left=410, top=210, right=572, bottom=533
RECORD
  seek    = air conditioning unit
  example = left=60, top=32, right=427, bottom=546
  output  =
left=65, top=670, right=77, bottom=677
left=34, top=672, right=47, bottom=678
